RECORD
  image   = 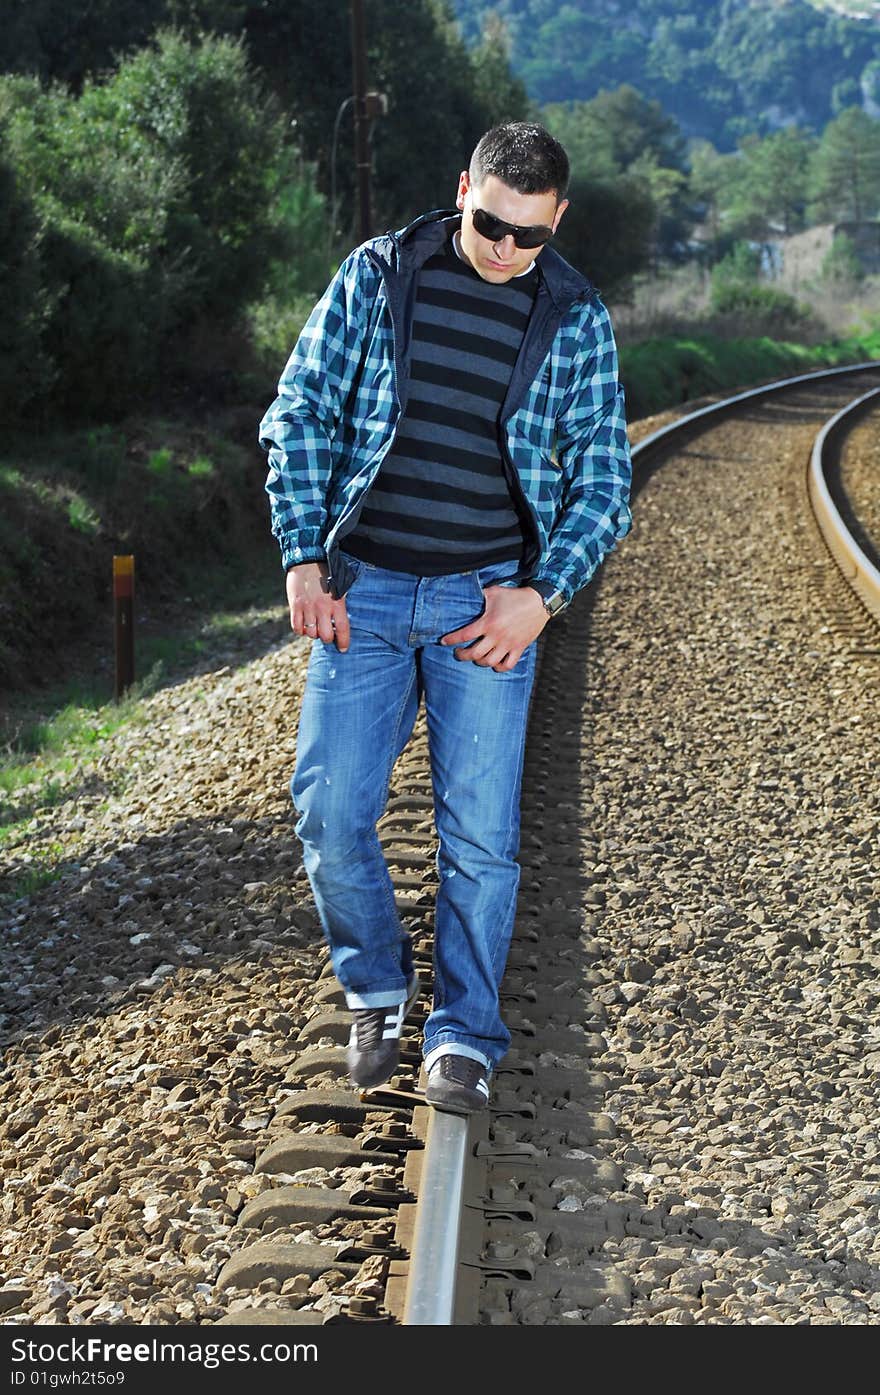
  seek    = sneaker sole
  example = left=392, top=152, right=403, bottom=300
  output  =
left=424, top=1064, right=489, bottom=1114
left=424, top=1086, right=488, bottom=1116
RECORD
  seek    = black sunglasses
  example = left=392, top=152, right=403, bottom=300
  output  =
left=471, top=206, right=555, bottom=250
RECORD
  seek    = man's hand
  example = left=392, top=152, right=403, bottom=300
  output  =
left=286, top=561, right=351, bottom=651
left=441, top=584, right=548, bottom=672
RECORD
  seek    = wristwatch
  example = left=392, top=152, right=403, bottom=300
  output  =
left=524, top=579, right=568, bottom=617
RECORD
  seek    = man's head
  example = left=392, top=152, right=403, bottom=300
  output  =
left=455, top=122, right=570, bottom=284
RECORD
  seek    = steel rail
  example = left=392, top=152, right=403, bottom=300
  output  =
left=629, top=358, right=880, bottom=468
left=398, top=354, right=880, bottom=1327
left=401, top=1108, right=470, bottom=1324
left=808, top=384, right=880, bottom=626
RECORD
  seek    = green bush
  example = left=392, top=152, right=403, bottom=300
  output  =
left=705, top=239, right=816, bottom=338
left=709, top=281, right=816, bottom=337
left=0, top=31, right=304, bottom=420
left=37, top=212, right=163, bottom=417
left=551, top=173, right=656, bottom=296
left=619, top=329, right=880, bottom=421
left=709, top=240, right=762, bottom=298
left=820, top=232, right=864, bottom=286
left=95, top=29, right=291, bottom=320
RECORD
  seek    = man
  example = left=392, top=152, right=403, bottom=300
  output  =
left=260, top=122, right=631, bottom=1115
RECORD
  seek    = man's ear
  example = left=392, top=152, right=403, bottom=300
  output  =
left=552, top=198, right=570, bottom=232
left=456, top=170, right=470, bottom=210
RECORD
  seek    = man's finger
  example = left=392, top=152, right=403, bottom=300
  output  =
left=456, top=638, right=500, bottom=664
left=331, top=605, right=351, bottom=652
left=442, top=622, right=482, bottom=646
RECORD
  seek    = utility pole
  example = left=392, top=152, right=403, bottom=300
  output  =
left=350, top=0, right=372, bottom=242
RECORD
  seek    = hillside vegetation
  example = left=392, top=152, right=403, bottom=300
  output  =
left=3, top=0, right=880, bottom=714
left=451, top=0, right=880, bottom=149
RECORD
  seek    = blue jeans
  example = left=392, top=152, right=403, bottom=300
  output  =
left=290, top=550, right=538, bottom=1073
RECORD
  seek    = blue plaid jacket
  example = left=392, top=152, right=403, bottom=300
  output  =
left=260, top=209, right=632, bottom=607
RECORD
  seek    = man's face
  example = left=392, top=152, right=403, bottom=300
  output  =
left=455, top=170, right=568, bottom=284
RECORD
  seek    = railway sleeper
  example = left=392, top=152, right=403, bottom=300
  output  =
left=274, top=1089, right=412, bottom=1128
left=254, top=1131, right=400, bottom=1174
left=237, top=1185, right=394, bottom=1231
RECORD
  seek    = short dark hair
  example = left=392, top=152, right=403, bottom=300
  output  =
left=469, top=122, right=570, bottom=202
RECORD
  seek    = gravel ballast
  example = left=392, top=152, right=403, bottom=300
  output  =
left=1, top=381, right=879, bottom=1326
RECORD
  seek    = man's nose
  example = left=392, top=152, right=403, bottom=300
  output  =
left=493, top=234, right=517, bottom=259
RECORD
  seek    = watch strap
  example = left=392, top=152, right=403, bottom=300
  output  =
left=524, top=580, right=568, bottom=615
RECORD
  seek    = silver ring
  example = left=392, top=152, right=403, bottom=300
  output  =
left=305, top=621, right=316, bottom=629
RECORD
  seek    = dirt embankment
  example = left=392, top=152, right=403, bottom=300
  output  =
left=0, top=403, right=278, bottom=702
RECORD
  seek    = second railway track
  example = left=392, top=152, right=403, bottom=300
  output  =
left=1, top=363, right=880, bottom=1327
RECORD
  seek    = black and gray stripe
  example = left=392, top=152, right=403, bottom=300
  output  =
left=343, top=231, right=538, bottom=575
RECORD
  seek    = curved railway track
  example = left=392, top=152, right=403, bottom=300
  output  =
left=1, top=360, right=879, bottom=1329
left=214, top=359, right=880, bottom=1328
left=808, top=384, right=880, bottom=632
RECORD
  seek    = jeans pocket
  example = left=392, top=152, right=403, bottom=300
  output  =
left=337, top=549, right=367, bottom=598
left=476, top=562, right=521, bottom=592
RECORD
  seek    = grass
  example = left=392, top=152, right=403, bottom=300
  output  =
left=0, top=553, right=281, bottom=859
left=67, top=494, right=101, bottom=534
left=0, top=682, right=152, bottom=839
left=6, top=843, right=66, bottom=895
left=147, top=446, right=174, bottom=476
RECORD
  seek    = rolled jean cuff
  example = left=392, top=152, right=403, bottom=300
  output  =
left=423, top=1040, right=493, bottom=1075
left=345, top=985, right=407, bottom=1010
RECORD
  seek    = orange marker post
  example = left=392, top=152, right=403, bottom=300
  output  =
left=113, top=555, right=135, bottom=700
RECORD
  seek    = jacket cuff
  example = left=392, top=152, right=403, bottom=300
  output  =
left=278, top=532, right=326, bottom=572
left=524, top=576, right=572, bottom=610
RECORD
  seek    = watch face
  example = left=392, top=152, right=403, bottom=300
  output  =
left=546, top=591, right=566, bottom=615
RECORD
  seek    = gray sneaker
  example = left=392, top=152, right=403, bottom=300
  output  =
left=425, top=1052, right=490, bottom=1114
left=346, top=974, right=420, bottom=1090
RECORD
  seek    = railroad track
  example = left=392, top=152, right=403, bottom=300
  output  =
left=807, top=384, right=880, bottom=638
left=206, top=359, right=880, bottom=1328
left=2, top=360, right=879, bottom=1330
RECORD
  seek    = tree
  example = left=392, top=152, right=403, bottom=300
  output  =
left=545, top=84, right=693, bottom=263
left=862, top=59, right=880, bottom=117
left=0, top=1, right=247, bottom=89
left=541, top=100, right=621, bottom=185
left=469, top=12, right=531, bottom=129
left=720, top=127, right=814, bottom=241
left=0, top=31, right=298, bottom=416
left=687, top=137, right=736, bottom=248
left=628, top=152, right=689, bottom=268
left=820, top=232, right=864, bottom=288
left=241, top=0, right=530, bottom=237
left=579, top=84, right=689, bottom=177
left=552, top=173, right=656, bottom=299
left=808, top=106, right=880, bottom=223
left=0, top=132, right=52, bottom=418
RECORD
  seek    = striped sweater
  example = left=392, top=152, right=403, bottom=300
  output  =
left=342, top=229, right=538, bottom=574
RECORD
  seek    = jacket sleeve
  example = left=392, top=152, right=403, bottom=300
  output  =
left=533, top=297, right=632, bottom=604
left=259, top=249, right=375, bottom=572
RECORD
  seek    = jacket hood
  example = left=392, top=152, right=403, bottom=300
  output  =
left=367, top=207, right=596, bottom=311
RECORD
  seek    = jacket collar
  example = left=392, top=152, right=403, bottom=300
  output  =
left=371, top=207, right=595, bottom=311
